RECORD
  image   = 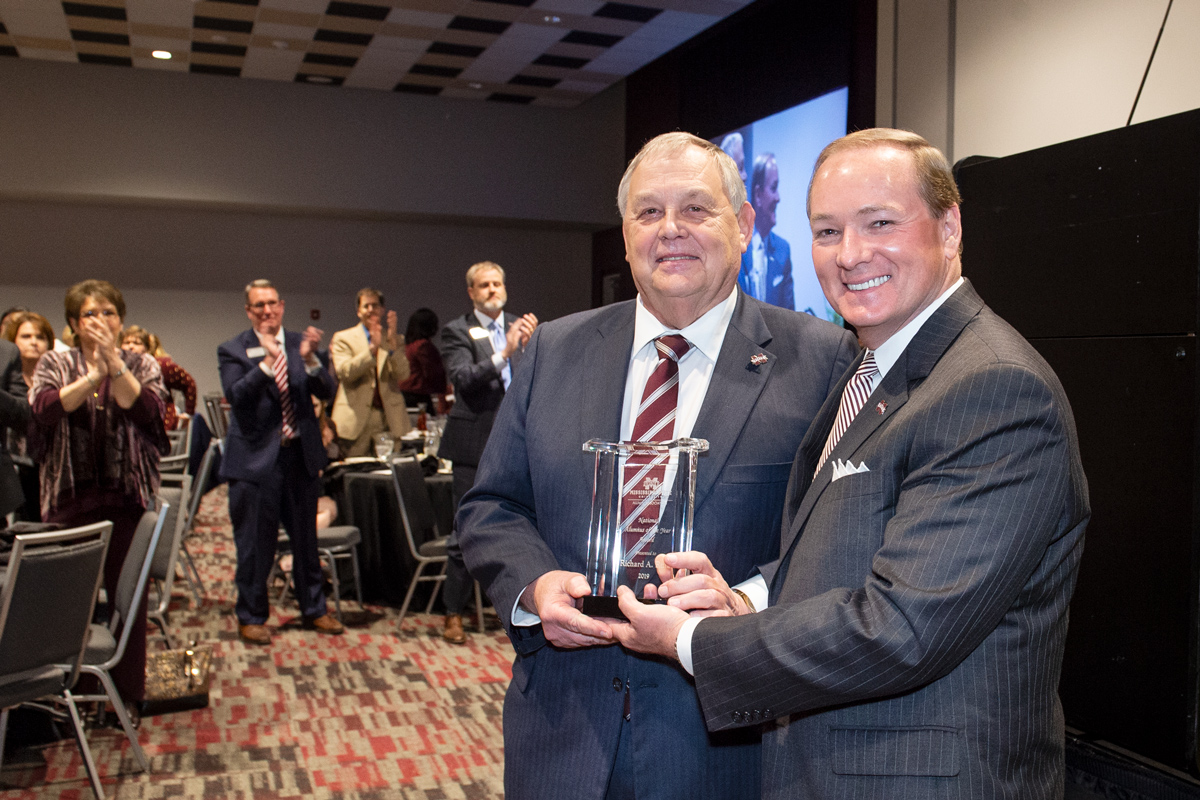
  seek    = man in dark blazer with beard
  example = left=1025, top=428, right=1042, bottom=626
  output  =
left=456, top=133, right=856, bottom=800
left=436, top=261, right=538, bottom=644
left=613, top=129, right=1089, bottom=800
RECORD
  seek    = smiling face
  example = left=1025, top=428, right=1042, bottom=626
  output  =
left=809, top=145, right=961, bottom=350
left=356, top=292, right=383, bottom=327
left=467, top=268, right=507, bottom=318
left=246, top=286, right=284, bottom=337
left=15, top=321, right=49, bottom=363
left=622, top=144, right=754, bottom=329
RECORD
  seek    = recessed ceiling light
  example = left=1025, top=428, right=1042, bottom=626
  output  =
left=151, top=50, right=172, bottom=60
left=306, top=75, right=334, bottom=84
left=211, top=34, right=227, bottom=43
left=544, top=15, right=561, bottom=23
left=273, top=39, right=288, bottom=49
left=468, top=82, right=482, bottom=89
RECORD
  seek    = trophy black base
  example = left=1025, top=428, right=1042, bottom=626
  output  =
left=580, top=595, right=655, bottom=621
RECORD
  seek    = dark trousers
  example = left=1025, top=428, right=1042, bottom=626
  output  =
left=228, top=444, right=326, bottom=624
left=443, top=463, right=476, bottom=615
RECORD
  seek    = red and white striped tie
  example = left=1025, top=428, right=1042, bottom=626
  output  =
left=619, top=334, right=691, bottom=587
left=274, top=348, right=297, bottom=440
left=814, top=351, right=878, bottom=478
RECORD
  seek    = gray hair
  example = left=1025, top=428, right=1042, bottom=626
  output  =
left=244, top=278, right=276, bottom=304
left=617, top=132, right=747, bottom=216
left=466, top=261, right=505, bottom=287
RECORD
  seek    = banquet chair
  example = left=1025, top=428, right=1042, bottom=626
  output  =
left=149, top=474, right=192, bottom=647
left=159, top=415, right=192, bottom=474
left=0, top=522, right=112, bottom=799
left=175, top=438, right=222, bottom=604
left=59, top=506, right=169, bottom=776
left=202, top=393, right=229, bottom=441
left=269, top=525, right=364, bottom=624
left=389, top=456, right=483, bottom=631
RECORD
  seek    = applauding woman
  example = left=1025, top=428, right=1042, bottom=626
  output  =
left=29, top=280, right=170, bottom=705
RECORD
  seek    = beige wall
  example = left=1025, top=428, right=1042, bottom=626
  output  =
left=878, top=0, right=1200, bottom=162
left=0, top=57, right=626, bottom=401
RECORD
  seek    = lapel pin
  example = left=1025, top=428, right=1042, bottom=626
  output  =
left=876, top=401, right=888, bottom=415
left=750, top=353, right=768, bottom=366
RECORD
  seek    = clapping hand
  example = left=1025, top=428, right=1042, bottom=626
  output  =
left=299, top=325, right=323, bottom=360
left=384, top=310, right=402, bottom=352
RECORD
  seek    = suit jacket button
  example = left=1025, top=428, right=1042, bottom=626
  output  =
left=612, top=678, right=623, bottom=692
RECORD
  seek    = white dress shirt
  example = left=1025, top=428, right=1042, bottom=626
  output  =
left=473, top=309, right=511, bottom=381
left=675, top=277, right=966, bottom=674
left=512, top=288, right=739, bottom=626
left=256, top=328, right=324, bottom=377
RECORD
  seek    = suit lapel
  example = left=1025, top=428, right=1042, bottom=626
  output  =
left=775, top=280, right=987, bottom=569
left=581, top=305, right=634, bottom=442
left=691, top=294, right=774, bottom=511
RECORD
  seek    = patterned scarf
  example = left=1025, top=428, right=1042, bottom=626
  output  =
left=29, top=348, right=170, bottom=518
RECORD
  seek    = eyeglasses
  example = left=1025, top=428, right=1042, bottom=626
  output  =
left=248, top=300, right=281, bottom=311
left=80, top=309, right=119, bottom=319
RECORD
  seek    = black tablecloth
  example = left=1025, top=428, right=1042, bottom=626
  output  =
left=331, top=471, right=454, bottom=606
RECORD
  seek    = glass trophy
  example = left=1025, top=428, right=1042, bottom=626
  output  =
left=580, top=437, right=709, bottom=620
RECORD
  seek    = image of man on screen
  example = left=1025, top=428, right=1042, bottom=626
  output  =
left=739, top=153, right=794, bottom=310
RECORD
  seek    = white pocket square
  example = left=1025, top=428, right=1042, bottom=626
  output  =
left=830, top=459, right=870, bottom=482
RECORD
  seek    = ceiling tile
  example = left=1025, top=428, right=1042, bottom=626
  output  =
left=241, top=43, right=305, bottom=79
left=0, top=0, right=749, bottom=107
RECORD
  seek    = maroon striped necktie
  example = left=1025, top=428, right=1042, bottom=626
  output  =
left=619, top=334, right=691, bottom=589
left=274, top=347, right=298, bottom=440
left=814, top=350, right=878, bottom=478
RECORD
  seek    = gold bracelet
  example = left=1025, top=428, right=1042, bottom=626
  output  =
left=732, top=588, right=756, bottom=614
left=85, top=372, right=99, bottom=388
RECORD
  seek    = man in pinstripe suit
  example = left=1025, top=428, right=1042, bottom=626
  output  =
left=613, top=129, right=1089, bottom=799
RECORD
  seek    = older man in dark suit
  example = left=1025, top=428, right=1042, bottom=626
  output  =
left=613, top=129, right=1089, bottom=800
left=435, top=261, right=538, bottom=644
left=456, top=133, right=856, bottom=800
left=218, top=279, right=342, bottom=645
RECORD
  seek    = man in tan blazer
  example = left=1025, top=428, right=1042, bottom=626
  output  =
left=329, top=288, right=411, bottom=457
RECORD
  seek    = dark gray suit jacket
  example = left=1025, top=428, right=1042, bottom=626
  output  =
left=458, top=292, right=856, bottom=800
left=437, top=311, right=522, bottom=468
left=0, top=339, right=26, bottom=517
left=692, top=281, right=1090, bottom=799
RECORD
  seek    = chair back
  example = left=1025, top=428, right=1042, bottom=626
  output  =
left=153, top=474, right=191, bottom=581
left=0, top=523, right=111, bottom=685
left=389, top=456, right=440, bottom=558
left=108, top=505, right=169, bottom=664
left=160, top=415, right=193, bottom=473
left=186, top=440, right=219, bottom=530
left=203, top=393, right=229, bottom=440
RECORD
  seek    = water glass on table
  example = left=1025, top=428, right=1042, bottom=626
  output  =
left=373, top=432, right=394, bottom=460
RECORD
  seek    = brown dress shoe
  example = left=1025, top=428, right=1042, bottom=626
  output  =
left=239, top=624, right=272, bottom=645
left=303, top=613, right=345, bottom=634
left=442, top=614, right=467, bottom=644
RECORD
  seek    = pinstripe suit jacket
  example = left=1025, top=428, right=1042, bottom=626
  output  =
left=458, top=293, right=856, bottom=800
left=691, top=281, right=1089, bottom=799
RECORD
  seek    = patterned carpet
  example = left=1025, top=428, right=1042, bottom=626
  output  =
left=0, top=485, right=513, bottom=799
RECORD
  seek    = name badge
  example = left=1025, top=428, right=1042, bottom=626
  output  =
left=246, top=346, right=266, bottom=358
left=469, top=327, right=490, bottom=340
